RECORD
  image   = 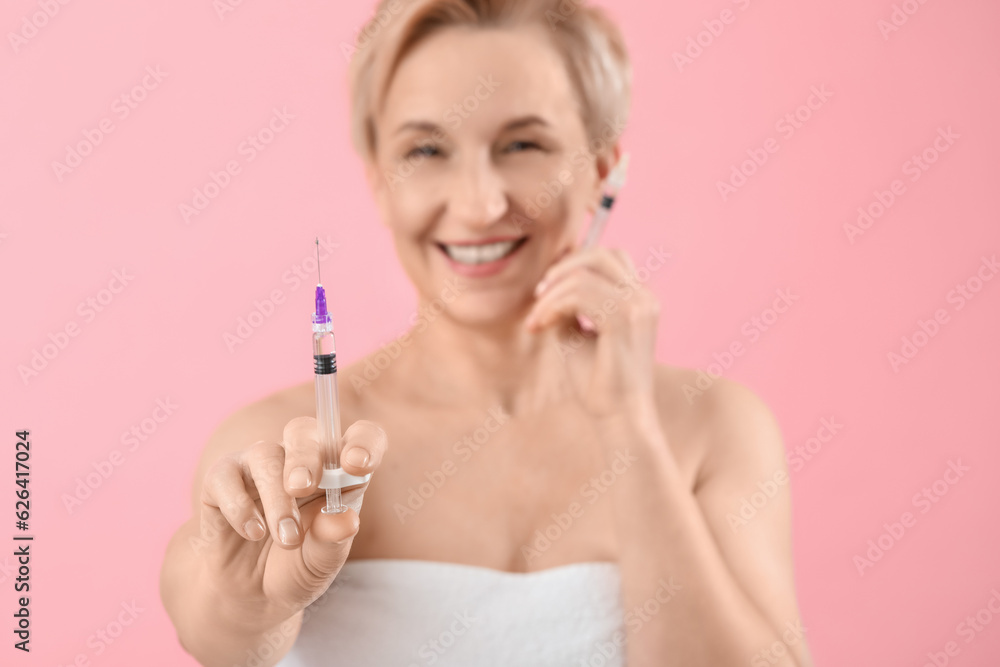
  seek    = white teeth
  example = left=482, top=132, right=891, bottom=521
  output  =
left=442, top=239, right=521, bottom=265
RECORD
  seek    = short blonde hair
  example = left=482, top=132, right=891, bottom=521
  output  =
left=346, top=0, right=632, bottom=164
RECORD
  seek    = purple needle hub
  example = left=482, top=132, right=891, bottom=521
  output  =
left=313, top=284, right=331, bottom=326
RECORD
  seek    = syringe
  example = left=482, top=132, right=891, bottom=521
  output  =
left=312, top=238, right=370, bottom=514
left=581, top=152, right=630, bottom=249
left=573, top=153, right=630, bottom=333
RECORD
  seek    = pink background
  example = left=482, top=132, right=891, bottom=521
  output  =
left=2, top=0, right=999, bottom=665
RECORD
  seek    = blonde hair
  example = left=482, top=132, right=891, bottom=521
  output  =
left=346, top=0, right=632, bottom=164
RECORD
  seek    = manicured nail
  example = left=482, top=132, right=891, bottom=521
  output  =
left=288, top=466, right=312, bottom=490
left=243, top=517, right=265, bottom=540
left=278, top=517, right=300, bottom=545
left=344, top=448, right=370, bottom=468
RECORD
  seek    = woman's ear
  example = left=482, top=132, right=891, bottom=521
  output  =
left=596, top=143, right=622, bottom=182
left=585, top=143, right=623, bottom=214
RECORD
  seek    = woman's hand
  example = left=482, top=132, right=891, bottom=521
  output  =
left=197, top=417, right=387, bottom=631
left=524, top=245, right=661, bottom=423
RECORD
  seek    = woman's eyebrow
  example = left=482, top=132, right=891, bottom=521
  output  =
left=501, top=115, right=550, bottom=131
left=392, top=115, right=550, bottom=137
left=393, top=120, right=439, bottom=136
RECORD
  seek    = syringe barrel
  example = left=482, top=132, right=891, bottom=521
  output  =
left=313, top=328, right=342, bottom=471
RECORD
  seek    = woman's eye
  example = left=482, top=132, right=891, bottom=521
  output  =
left=406, top=144, right=439, bottom=159
left=505, top=140, right=540, bottom=153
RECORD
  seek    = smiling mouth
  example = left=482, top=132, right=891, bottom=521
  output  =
left=436, top=237, right=528, bottom=265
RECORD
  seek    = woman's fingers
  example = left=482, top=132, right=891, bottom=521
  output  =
left=527, top=270, right=614, bottom=331
left=536, top=246, right=634, bottom=294
left=245, top=441, right=303, bottom=549
left=201, top=454, right=267, bottom=540
left=340, top=419, right=388, bottom=477
left=282, top=417, right=387, bottom=495
left=190, top=418, right=390, bottom=618
left=293, top=420, right=386, bottom=579
left=197, top=453, right=269, bottom=573
left=282, top=416, right=323, bottom=498
left=298, top=503, right=361, bottom=583
left=198, top=418, right=386, bottom=559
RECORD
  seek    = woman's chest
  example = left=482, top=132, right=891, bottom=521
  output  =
left=344, top=401, right=700, bottom=572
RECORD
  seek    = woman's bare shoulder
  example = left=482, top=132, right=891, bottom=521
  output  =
left=653, top=362, right=772, bottom=416
left=651, top=363, right=783, bottom=490
left=653, top=367, right=806, bottom=665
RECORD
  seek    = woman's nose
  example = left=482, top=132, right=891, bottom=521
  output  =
left=448, top=154, right=508, bottom=228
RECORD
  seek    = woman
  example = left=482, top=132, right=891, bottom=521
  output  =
left=160, top=1, right=812, bottom=665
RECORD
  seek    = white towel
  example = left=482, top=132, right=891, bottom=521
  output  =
left=273, top=558, right=625, bottom=666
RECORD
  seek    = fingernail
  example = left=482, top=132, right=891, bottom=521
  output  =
left=344, top=448, right=370, bottom=468
left=278, top=517, right=300, bottom=545
left=243, top=517, right=265, bottom=540
left=534, top=279, right=548, bottom=296
left=288, top=466, right=312, bottom=490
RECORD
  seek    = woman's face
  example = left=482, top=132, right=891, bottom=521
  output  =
left=368, top=23, right=612, bottom=327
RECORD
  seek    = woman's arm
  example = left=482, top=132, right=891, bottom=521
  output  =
left=525, top=245, right=811, bottom=665
left=159, top=398, right=306, bottom=667
left=160, top=390, right=318, bottom=667
left=595, top=372, right=812, bottom=667
left=160, top=519, right=303, bottom=667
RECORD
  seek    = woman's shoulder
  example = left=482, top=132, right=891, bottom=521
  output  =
left=651, top=363, right=785, bottom=491
left=652, top=362, right=778, bottom=425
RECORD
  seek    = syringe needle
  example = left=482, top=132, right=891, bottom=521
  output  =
left=315, top=237, right=321, bottom=285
